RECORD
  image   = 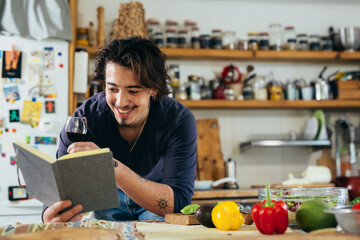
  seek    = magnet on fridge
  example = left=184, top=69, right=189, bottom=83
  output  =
left=39, top=119, right=54, bottom=132
left=45, top=93, right=57, bottom=98
left=10, top=156, right=16, bottom=166
left=59, top=63, right=64, bottom=68
left=11, top=128, right=16, bottom=133
left=1, top=153, right=6, bottom=157
left=26, top=136, right=30, bottom=144
left=45, top=101, right=55, bottom=113
left=0, top=130, right=2, bottom=135
left=0, top=117, right=3, bottom=127
left=32, top=97, right=36, bottom=102
left=5, top=128, right=9, bottom=132
left=58, top=52, right=62, bottom=56
left=35, top=136, right=56, bottom=145
left=9, top=109, right=20, bottom=122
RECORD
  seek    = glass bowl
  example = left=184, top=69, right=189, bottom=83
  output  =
left=325, top=206, right=360, bottom=235
left=258, top=187, right=348, bottom=225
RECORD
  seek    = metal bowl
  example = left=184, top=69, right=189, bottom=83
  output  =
left=325, top=206, right=360, bottom=235
left=340, top=27, right=360, bottom=52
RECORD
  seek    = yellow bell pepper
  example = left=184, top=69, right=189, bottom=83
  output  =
left=211, top=201, right=244, bottom=231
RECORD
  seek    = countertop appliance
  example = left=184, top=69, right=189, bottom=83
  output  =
left=0, top=35, right=69, bottom=225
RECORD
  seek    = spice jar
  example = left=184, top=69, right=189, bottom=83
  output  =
left=153, top=32, right=164, bottom=47
left=297, top=34, right=309, bottom=51
left=190, top=26, right=200, bottom=49
left=76, top=28, right=89, bottom=46
left=147, top=18, right=161, bottom=41
left=177, top=29, right=188, bottom=48
left=309, top=34, right=321, bottom=51
left=283, top=26, right=296, bottom=50
left=175, top=84, right=188, bottom=100
left=169, top=64, right=180, bottom=95
left=165, top=20, right=179, bottom=32
left=211, top=29, right=223, bottom=49
left=200, top=34, right=211, bottom=49
left=247, top=32, right=258, bottom=50
left=258, top=32, right=270, bottom=50
left=253, top=75, right=267, bottom=100
left=222, top=31, right=236, bottom=50
left=238, top=36, right=249, bottom=50
left=321, top=36, right=333, bottom=51
left=188, top=75, right=201, bottom=100
left=269, top=23, right=283, bottom=51
left=165, top=29, right=177, bottom=48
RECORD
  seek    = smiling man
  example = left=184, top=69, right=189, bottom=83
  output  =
left=42, top=37, right=197, bottom=222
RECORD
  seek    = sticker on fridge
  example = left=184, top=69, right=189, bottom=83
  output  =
left=20, top=100, right=42, bottom=127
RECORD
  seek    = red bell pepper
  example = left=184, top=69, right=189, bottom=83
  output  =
left=252, top=184, right=289, bottom=235
left=353, top=202, right=360, bottom=210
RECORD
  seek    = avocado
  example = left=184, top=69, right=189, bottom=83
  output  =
left=195, top=203, right=216, bottom=228
left=296, top=199, right=337, bottom=232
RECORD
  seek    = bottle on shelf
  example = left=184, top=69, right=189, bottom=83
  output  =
left=177, top=29, right=188, bottom=48
left=190, top=26, right=200, bottom=49
left=269, top=23, right=283, bottom=51
left=247, top=32, right=258, bottom=51
left=211, top=29, right=223, bottom=49
left=297, top=33, right=309, bottom=51
left=283, top=26, right=296, bottom=51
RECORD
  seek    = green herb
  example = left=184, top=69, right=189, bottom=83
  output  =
left=180, top=204, right=201, bottom=214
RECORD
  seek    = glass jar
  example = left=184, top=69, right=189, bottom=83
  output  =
left=146, top=18, right=161, bottom=41
left=188, top=75, right=201, bottom=100
left=165, top=20, right=179, bottom=32
left=309, top=34, right=321, bottom=51
left=165, top=29, right=177, bottom=48
left=175, top=84, right=188, bottom=100
left=222, top=31, right=236, bottom=50
left=211, top=29, right=222, bottom=49
left=252, top=75, right=267, bottom=100
left=283, top=26, right=296, bottom=50
left=200, top=34, right=211, bottom=49
left=247, top=32, right=258, bottom=50
left=153, top=32, right=164, bottom=47
left=321, top=36, right=333, bottom=51
left=297, top=34, right=309, bottom=51
left=184, top=20, right=197, bottom=48
left=177, top=29, right=188, bottom=48
left=238, top=36, right=249, bottom=50
left=76, top=28, right=89, bottom=46
left=169, top=64, right=180, bottom=95
left=269, top=23, right=283, bottom=51
left=190, top=26, right=200, bottom=49
left=258, top=32, right=270, bottom=50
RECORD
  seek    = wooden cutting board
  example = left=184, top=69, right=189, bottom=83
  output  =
left=196, top=119, right=225, bottom=182
left=165, top=213, right=199, bottom=225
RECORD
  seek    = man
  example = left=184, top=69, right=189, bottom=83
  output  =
left=43, top=37, right=197, bottom=222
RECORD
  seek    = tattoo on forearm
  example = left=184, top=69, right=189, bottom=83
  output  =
left=113, top=160, right=118, bottom=167
left=154, top=195, right=170, bottom=212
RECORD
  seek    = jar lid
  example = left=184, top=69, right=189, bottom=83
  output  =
left=154, top=32, right=163, bottom=35
left=165, top=20, right=178, bottom=25
left=247, top=32, right=258, bottom=36
left=184, top=20, right=197, bottom=26
left=147, top=18, right=160, bottom=24
left=309, top=34, right=320, bottom=38
left=178, top=29, right=188, bottom=33
left=284, top=26, right=294, bottom=30
left=191, top=26, right=199, bottom=31
left=77, top=28, right=88, bottom=33
left=259, top=32, right=269, bottom=36
left=200, top=34, right=210, bottom=38
left=320, top=35, right=330, bottom=40
left=166, top=29, right=176, bottom=33
left=188, top=75, right=199, bottom=81
left=212, top=29, right=222, bottom=33
left=269, top=23, right=282, bottom=27
left=297, top=33, right=307, bottom=37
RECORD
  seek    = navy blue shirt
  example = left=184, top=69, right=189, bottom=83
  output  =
left=57, top=92, right=197, bottom=214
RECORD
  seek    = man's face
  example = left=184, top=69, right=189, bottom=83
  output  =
left=105, top=62, right=155, bottom=127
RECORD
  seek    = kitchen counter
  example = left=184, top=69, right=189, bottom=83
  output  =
left=1, top=220, right=358, bottom=240
left=192, top=189, right=259, bottom=205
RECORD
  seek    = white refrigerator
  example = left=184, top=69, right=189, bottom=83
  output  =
left=0, top=35, right=69, bottom=225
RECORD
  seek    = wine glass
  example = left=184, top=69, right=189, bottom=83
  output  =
left=65, top=116, right=87, bottom=142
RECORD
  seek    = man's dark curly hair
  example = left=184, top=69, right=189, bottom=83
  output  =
left=94, top=36, right=170, bottom=98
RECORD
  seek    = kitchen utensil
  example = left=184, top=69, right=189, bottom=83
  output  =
left=340, top=27, right=360, bottom=52
left=325, top=206, right=360, bottom=235
left=303, top=117, right=319, bottom=140
left=225, top=158, right=238, bottom=189
left=258, top=187, right=348, bottom=226
left=313, top=109, right=326, bottom=140
left=194, top=177, right=237, bottom=190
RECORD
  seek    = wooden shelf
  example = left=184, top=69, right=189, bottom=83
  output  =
left=77, top=45, right=360, bottom=62
left=178, top=99, right=360, bottom=109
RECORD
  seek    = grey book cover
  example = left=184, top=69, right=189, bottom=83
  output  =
left=13, top=142, right=119, bottom=213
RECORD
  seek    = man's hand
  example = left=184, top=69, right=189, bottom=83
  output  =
left=43, top=200, right=84, bottom=223
left=67, top=141, right=100, bottom=154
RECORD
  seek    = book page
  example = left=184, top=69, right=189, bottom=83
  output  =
left=14, top=141, right=54, bottom=163
left=57, top=148, right=110, bottom=160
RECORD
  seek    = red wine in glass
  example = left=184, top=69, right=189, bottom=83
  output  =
left=65, top=116, right=87, bottom=142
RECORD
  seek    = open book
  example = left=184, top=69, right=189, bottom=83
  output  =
left=13, top=141, right=119, bottom=213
